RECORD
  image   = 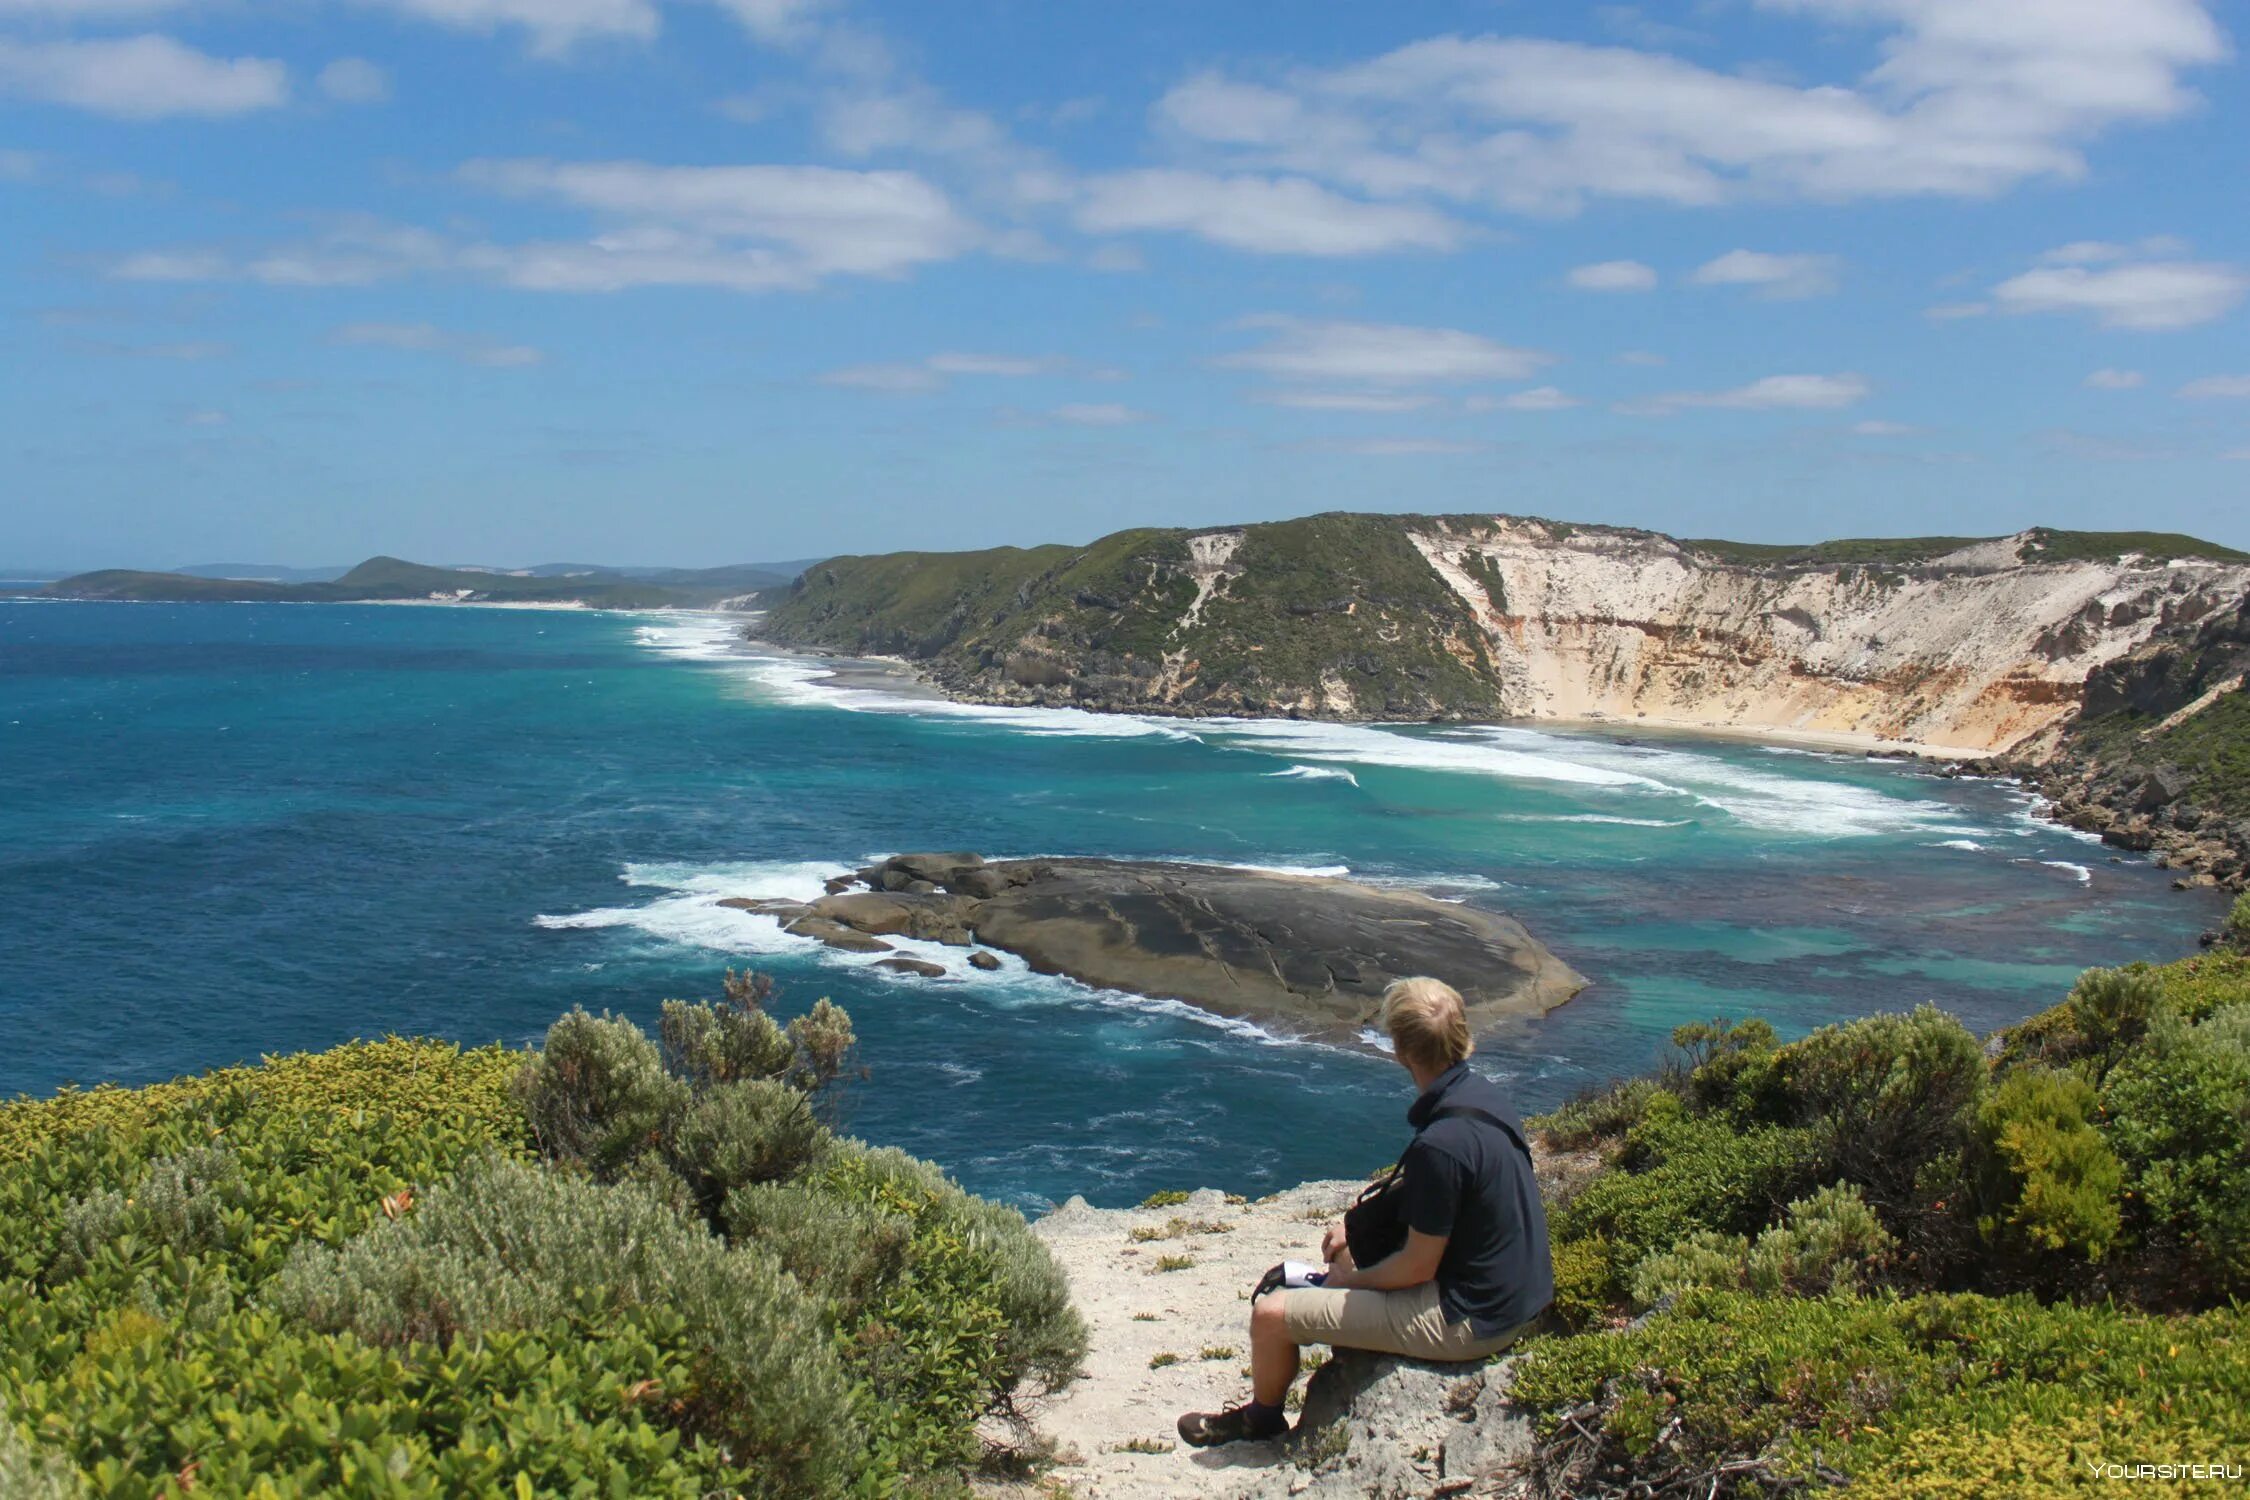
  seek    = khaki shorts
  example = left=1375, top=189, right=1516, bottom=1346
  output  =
left=1278, top=1281, right=1522, bottom=1362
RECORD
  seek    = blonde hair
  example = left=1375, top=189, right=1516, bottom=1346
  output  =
left=1381, top=977, right=1473, bottom=1071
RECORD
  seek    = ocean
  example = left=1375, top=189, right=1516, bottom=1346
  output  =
left=0, top=600, right=2226, bottom=1207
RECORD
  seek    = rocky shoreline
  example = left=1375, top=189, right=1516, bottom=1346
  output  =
left=723, top=853, right=1586, bottom=1040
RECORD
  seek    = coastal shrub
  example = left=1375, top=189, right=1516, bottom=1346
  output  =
left=1975, top=1068, right=2122, bottom=1263
left=272, top=1152, right=858, bottom=1491
left=48, top=1145, right=246, bottom=1283
left=2101, top=1006, right=2250, bottom=1299
left=1546, top=1234, right=1619, bottom=1330
left=659, top=981, right=796, bottom=1088
left=1629, top=1183, right=1894, bottom=1307
left=0, top=1403, right=76, bottom=1500
left=1510, top=1289, right=2250, bottom=1499
left=1672, top=1016, right=1780, bottom=1119
left=513, top=1009, right=687, bottom=1179
left=1760, top=1006, right=1986, bottom=1270
left=724, top=1179, right=912, bottom=1318
left=1534, top=1076, right=1666, bottom=1149
left=2229, top=891, right=2250, bottom=946
left=1553, top=1093, right=1814, bottom=1287
left=2066, top=966, right=2171, bottom=1077
left=669, top=1078, right=831, bottom=1213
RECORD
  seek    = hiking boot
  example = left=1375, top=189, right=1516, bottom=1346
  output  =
left=1177, top=1402, right=1288, bottom=1447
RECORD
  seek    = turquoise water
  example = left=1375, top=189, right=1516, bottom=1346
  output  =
left=0, top=601, right=2227, bottom=1207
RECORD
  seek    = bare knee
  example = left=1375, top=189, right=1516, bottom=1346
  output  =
left=1251, top=1292, right=1291, bottom=1340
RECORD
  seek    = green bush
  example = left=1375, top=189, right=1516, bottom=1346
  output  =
left=2229, top=891, right=2250, bottom=947
left=724, top=1179, right=912, bottom=1319
left=513, top=1009, right=688, bottom=1179
left=1975, top=1068, right=2122, bottom=1262
left=2101, top=1006, right=2250, bottom=1299
left=1554, top=1093, right=1814, bottom=1291
left=1533, top=1076, right=1667, bottom=1149
left=1629, top=1183, right=1893, bottom=1307
left=1510, top=1289, right=2250, bottom=1497
left=670, top=1079, right=831, bottom=1213
left=2066, top=966, right=2171, bottom=1077
left=1545, top=1233, right=1618, bottom=1332
left=273, top=1154, right=857, bottom=1492
left=0, top=1403, right=76, bottom=1500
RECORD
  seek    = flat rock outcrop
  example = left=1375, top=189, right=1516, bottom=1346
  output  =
left=810, top=854, right=1584, bottom=1038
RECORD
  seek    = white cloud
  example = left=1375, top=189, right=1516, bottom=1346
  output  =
left=317, top=57, right=390, bottom=104
left=1051, top=402, right=1148, bottom=426
left=1149, top=2, right=2227, bottom=217
left=1567, top=259, right=1657, bottom=291
left=1638, top=372, right=1871, bottom=413
left=1617, top=349, right=1666, bottom=366
left=1075, top=171, right=1462, bottom=257
left=1253, top=390, right=1437, bottom=412
left=1992, top=253, right=2248, bottom=330
left=925, top=352, right=1065, bottom=377
left=113, top=163, right=982, bottom=295
left=1851, top=419, right=1918, bottom=435
left=709, top=0, right=833, bottom=45
left=2085, top=368, right=2146, bottom=389
left=1924, top=300, right=1990, bottom=320
left=1470, top=386, right=1581, bottom=411
left=818, top=362, right=942, bottom=392
left=1304, top=438, right=1485, bottom=456
left=0, top=34, right=287, bottom=118
left=820, top=350, right=1091, bottom=392
left=459, top=158, right=982, bottom=285
left=2178, top=374, right=2250, bottom=399
left=1690, top=249, right=1841, bottom=298
left=330, top=321, right=542, bottom=367
left=1219, top=317, right=1549, bottom=386
left=360, top=0, right=658, bottom=58
left=0, top=0, right=186, bottom=14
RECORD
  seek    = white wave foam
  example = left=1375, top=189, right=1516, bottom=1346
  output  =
left=1499, top=813, right=1693, bottom=828
left=2019, top=797, right=2110, bottom=846
left=1205, top=718, right=1664, bottom=789
left=1266, top=764, right=1359, bottom=786
left=1929, top=839, right=1985, bottom=852
left=2039, top=860, right=2094, bottom=885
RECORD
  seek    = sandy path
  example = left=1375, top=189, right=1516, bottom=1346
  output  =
left=990, top=1182, right=1364, bottom=1499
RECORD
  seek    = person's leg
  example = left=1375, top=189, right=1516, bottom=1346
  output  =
left=1249, top=1288, right=1301, bottom=1407
left=1177, top=1292, right=1302, bottom=1446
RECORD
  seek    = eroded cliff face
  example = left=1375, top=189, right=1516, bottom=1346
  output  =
left=1408, top=519, right=2250, bottom=756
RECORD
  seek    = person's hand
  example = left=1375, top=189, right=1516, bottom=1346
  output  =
left=1320, top=1222, right=1348, bottom=1264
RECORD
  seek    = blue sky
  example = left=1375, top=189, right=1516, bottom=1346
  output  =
left=3, top=0, right=2247, bottom=569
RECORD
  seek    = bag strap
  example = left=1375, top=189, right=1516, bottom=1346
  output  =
left=1353, top=1102, right=1530, bottom=1208
left=1428, top=1103, right=1532, bottom=1162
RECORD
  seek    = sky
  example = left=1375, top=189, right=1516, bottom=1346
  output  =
left=3, top=0, right=2248, bottom=571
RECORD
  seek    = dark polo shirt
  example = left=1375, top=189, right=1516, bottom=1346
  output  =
left=1398, top=1061, right=1554, bottom=1337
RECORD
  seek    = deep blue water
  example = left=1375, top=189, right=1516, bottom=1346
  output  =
left=0, top=601, right=2227, bottom=1207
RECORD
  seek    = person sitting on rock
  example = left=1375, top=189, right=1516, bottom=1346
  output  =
left=1177, top=976, right=1553, bottom=1447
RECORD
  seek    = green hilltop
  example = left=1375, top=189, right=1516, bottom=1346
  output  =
left=31, top=556, right=806, bottom=609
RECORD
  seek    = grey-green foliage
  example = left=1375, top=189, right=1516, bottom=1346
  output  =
left=49, top=1145, right=242, bottom=1281
left=842, top=1145, right=1087, bottom=1394
left=2102, top=1006, right=2250, bottom=1295
left=659, top=987, right=794, bottom=1089
left=2227, top=891, right=2250, bottom=947
left=513, top=1009, right=689, bottom=1178
left=672, top=1079, right=830, bottom=1210
left=2067, top=966, right=2172, bottom=1076
left=1630, top=1182, right=1895, bottom=1307
left=271, top=1153, right=858, bottom=1490
left=0, top=1402, right=79, bottom=1500
left=725, top=1179, right=911, bottom=1317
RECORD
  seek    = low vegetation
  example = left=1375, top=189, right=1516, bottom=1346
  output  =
left=0, top=971, right=1084, bottom=1497
left=1511, top=945, right=2250, bottom=1497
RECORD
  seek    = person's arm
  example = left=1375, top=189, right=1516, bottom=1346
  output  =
left=1322, top=1228, right=1446, bottom=1290
left=1324, top=1138, right=1459, bottom=1291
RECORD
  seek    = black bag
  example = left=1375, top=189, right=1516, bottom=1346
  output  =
left=1343, top=1105, right=1528, bottom=1268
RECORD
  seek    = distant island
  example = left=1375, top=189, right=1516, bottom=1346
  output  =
left=20, top=554, right=819, bottom=610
